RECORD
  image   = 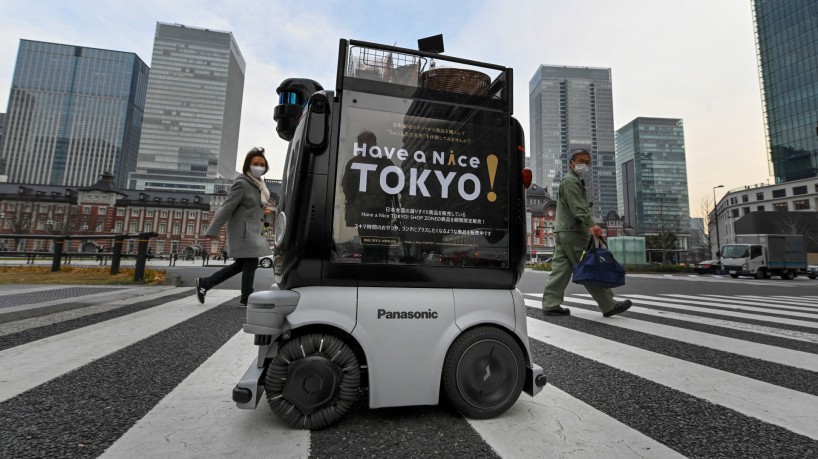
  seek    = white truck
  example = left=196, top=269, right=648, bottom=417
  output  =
left=720, top=234, right=807, bottom=280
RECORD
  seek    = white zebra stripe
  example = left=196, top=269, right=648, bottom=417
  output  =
left=100, top=330, right=311, bottom=458
left=526, top=293, right=818, bottom=342
left=665, top=294, right=818, bottom=312
left=524, top=298, right=818, bottom=372
left=526, top=316, right=818, bottom=440
left=0, top=290, right=236, bottom=403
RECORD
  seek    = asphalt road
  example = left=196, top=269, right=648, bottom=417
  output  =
left=1, top=269, right=817, bottom=458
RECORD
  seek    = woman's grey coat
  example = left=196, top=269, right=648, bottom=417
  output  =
left=206, top=174, right=273, bottom=259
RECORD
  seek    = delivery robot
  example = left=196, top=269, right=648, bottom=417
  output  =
left=232, top=38, right=546, bottom=429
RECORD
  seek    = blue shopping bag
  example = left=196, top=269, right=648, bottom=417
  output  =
left=572, top=236, right=626, bottom=289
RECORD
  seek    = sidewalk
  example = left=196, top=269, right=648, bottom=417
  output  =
left=0, top=257, right=217, bottom=269
left=0, top=284, right=180, bottom=324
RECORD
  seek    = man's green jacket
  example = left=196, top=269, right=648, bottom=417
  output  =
left=554, top=169, right=594, bottom=233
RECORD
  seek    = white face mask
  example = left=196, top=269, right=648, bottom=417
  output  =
left=573, top=163, right=590, bottom=177
left=250, top=166, right=265, bottom=177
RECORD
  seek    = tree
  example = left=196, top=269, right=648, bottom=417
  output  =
left=691, top=196, right=714, bottom=259
left=647, top=194, right=686, bottom=264
left=6, top=202, right=34, bottom=250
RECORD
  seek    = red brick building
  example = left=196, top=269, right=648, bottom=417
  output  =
left=0, top=172, right=280, bottom=257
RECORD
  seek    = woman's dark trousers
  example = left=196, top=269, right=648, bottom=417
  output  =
left=200, top=257, right=258, bottom=303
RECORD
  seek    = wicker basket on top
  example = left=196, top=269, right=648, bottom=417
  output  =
left=420, top=68, right=490, bottom=96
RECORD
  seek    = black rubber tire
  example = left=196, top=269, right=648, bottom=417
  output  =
left=781, top=270, right=795, bottom=280
left=259, top=257, right=272, bottom=268
left=264, top=333, right=360, bottom=429
left=730, top=273, right=739, bottom=278
left=755, top=269, right=766, bottom=279
left=442, top=326, right=525, bottom=419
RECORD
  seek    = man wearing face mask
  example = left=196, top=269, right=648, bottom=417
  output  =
left=195, top=147, right=274, bottom=306
left=541, top=149, right=632, bottom=317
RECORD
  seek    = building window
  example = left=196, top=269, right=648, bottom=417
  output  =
left=146, top=210, right=154, bottom=217
left=757, top=205, right=765, bottom=212
left=159, top=223, right=167, bottom=233
left=772, top=189, right=786, bottom=198
left=187, top=223, right=194, bottom=234
left=117, top=208, right=126, bottom=216
left=731, top=209, right=739, bottom=217
left=201, top=225, right=208, bottom=234
left=130, top=222, right=138, bottom=233
left=773, top=202, right=788, bottom=212
left=37, top=221, right=45, bottom=230
left=83, top=206, right=91, bottom=214
left=174, top=211, right=182, bottom=219
left=56, top=206, right=64, bottom=214
left=98, top=207, right=106, bottom=215
left=756, top=192, right=764, bottom=200
left=131, top=209, right=139, bottom=216
left=82, top=222, right=89, bottom=230
left=742, top=207, right=750, bottom=215
left=172, top=224, right=180, bottom=233
left=115, top=222, right=123, bottom=232
left=793, top=199, right=810, bottom=210
left=145, top=222, right=153, bottom=232
left=40, top=205, right=49, bottom=213
left=96, top=222, right=104, bottom=232
left=741, top=195, right=748, bottom=203
left=792, top=185, right=808, bottom=195
left=188, top=211, right=197, bottom=218
left=161, top=210, right=168, bottom=218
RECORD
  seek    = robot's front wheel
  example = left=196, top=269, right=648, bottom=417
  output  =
left=442, top=326, right=525, bottom=419
left=264, top=333, right=360, bottom=429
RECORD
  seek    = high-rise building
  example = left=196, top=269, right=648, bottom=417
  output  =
left=528, top=65, right=617, bottom=216
left=1, top=40, right=148, bottom=188
left=0, top=112, right=6, bottom=178
left=130, top=23, right=246, bottom=192
left=751, top=0, right=818, bottom=183
left=615, top=117, right=690, bottom=244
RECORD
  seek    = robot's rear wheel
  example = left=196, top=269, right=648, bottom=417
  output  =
left=264, top=333, right=360, bottom=429
left=442, top=326, right=525, bottom=419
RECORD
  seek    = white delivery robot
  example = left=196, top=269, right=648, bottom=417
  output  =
left=232, top=37, right=546, bottom=429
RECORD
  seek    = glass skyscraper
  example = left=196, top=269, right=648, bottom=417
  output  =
left=529, top=65, right=618, bottom=216
left=130, top=23, right=246, bottom=192
left=1, top=40, right=148, bottom=188
left=752, top=0, right=818, bottom=183
left=615, top=117, right=689, bottom=240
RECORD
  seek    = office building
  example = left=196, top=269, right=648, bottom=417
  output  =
left=130, top=23, right=246, bottom=192
left=711, top=177, right=818, bottom=259
left=528, top=65, right=618, bottom=216
left=0, top=112, right=6, bottom=178
left=751, top=0, right=818, bottom=182
left=615, top=117, right=690, bottom=247
left=1, top=40, right=148, bottom=188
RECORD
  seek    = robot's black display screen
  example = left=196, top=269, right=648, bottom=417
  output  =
left=332, top=91, right=510, bottom=267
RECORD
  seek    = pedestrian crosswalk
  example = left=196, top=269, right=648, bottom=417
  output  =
left=1, top=287, right=816, bottom=457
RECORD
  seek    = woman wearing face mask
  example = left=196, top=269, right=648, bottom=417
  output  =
left=196, top=147, right=273, bottom=306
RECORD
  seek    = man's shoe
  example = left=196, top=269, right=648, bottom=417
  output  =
left=603, top=299, right=632, bottom=318
left=195, top=278, right=207, bottom=304
left=543, top=306, right=571, bottom=316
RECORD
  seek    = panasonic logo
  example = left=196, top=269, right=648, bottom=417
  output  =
left=377, top=308, right=439, bottom=319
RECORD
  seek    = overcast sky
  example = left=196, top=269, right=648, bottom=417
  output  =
left=0, top=0, right=769, bottom=217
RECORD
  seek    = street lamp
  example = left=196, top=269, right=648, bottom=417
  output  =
left=712, top=185, right=724, bottom=258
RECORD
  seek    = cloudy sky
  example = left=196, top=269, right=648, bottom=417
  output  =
left=0, top=0, right=769, bottom=217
